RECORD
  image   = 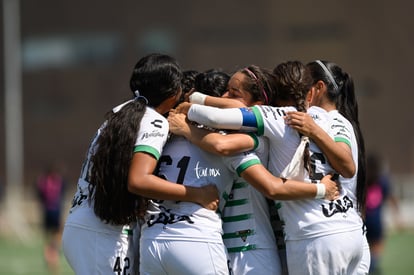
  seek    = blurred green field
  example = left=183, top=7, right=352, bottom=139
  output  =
left=379, top=230, right=414, bottom=275
left=0, top=230, right=413, bottom=274
left=0, top=233, right=73, bottom=275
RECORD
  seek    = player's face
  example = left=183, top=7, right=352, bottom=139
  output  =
left=222, top=72, right=255, bottom=106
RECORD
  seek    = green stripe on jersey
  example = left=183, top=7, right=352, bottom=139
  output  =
left=225, top=198, right=249, bottom=207
left=252, top=106, right=264, bottom=136
left=134, top=145, right=160, bottom=160
left=222, top=229, right=255, bottom=239
left=222, top=192, right=230, bottom=201
left=274, top=201, right=282, bottom=209
left=232, top=181, right=248, bottom=189
left=122, top=229, right=133, bottom=236
left=227, top=244, right=257, bottom=253
left=236, top=159, right=261, bottom=176
left=334, top=137, right=351, bottom=148
left=222, top=213, right=252, bottom=223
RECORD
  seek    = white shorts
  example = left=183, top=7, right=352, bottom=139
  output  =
left=286, top=229, right=364, bottom=275
left=229, top=248, right=281, bottom=275
left=62, top=225, right=137, bottom=275
left=357, top=234, right=371, bottom=274
left=140, top=239, right=231, bottom=275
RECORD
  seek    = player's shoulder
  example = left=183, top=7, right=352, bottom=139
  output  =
left=144, top=107, right=165, bottom=119
left=308, top=106, right=327, bottom=116
left=308, top=106, right=330, bottom=125
left=142, top=107, right=168, bottom=126
left=327, top=110, right=352, bottom=128
left=253, top=105, right=296, bottom=115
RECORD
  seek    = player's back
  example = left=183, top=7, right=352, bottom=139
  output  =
left=142, top=135, right=234, bottom=242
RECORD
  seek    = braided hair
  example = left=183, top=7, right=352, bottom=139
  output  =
left=273, top=61, right=314, bottom=175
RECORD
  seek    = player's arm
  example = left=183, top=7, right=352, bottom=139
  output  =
left=168, top=112, right=255, bottom=156
left=175, top=103, right=245, bottom=130
left=286, top=111, right=355, bottom=178
left=128, top=152, right=219, bottom=210
left=186, top=104, right=260, bottom=132
left=190, top=91, right=246, bottom=108
left=240, top=163, right=340, bottom=200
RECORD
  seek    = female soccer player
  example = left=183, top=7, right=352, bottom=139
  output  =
left=284, top=60, right=368, bottom=274
left=62, top=53, right=218, bottom=274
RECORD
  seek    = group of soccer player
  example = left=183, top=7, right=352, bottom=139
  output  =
left=61, top=53, right=369, bottom=274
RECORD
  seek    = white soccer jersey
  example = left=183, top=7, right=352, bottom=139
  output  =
left=277, top=106, right=362, bottom=240
left=221, top=135, right=277, bottom=252
left=187, top=104, right=363, bottom=240
left=188, top=104, right=300, bottom=176
left=222, top=135, right=282, bottom=274
left=63, top=104, right=168, bottom=274
left=65, top=106, right=169, bottom=233
left=140, top=135, right=262, bottom=243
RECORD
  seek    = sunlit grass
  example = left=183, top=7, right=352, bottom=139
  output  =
left=0, top=229, right=413, bottom=274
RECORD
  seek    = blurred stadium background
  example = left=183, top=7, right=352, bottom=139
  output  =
left=1, top=0, right=414, bottom=274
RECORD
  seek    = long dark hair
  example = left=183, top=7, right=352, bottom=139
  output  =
left=307, top=60, right=366, bottom=217
left=88, top=53, right=182, bottom=225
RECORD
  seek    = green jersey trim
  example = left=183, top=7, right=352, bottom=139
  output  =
left=247, top=133, right=259, bottom=150
left=134, top=145, right=160, bottom=160
left=236, top=159, right=261, bottom=176
left=251, top=106, right=264, bottom=136
left=334, top=137, right=351, bottom=148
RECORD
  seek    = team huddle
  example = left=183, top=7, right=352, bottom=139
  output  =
left=61, top=53, right=369, bottom=274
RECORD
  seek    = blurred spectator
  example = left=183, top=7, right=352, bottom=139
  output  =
left=36, top=163, right=67, bottom=275
left=365, top=153, right=400, bottom=274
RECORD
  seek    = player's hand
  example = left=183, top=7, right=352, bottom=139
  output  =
left=198, top=184, right=220, bottom=211
left=168, top=112, right=191, bottom=137
left=321, top=174, right=341, bottom=200
left=175, top=102, right=193, bottom=115
left=285, top=111, right=317, bottom=137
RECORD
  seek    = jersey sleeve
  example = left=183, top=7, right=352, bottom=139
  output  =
left=134, top=109, right=169, bottom=160
left=223, top=151, right=262, bottom=177
left=187, top=104, right=260, bottom=132
left=329, top=114, right=354, bottom=148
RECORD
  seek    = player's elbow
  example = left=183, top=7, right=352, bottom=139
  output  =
left=337, top=163, right=356, bottom=178
left=211, top=141, right=234, bottom=156
left=342, top=169, right=355, bottom=178
left=266, top=188, right=283, bottom=200
left=127, top=175, right=144, bottom=194
left=127, top=179, right=138, bottom=193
